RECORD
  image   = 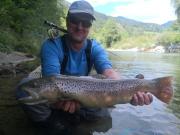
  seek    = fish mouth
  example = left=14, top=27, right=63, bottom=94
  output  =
left=18, top=88, right=48, bottom=105
left=18, top=96, right=48, bottom=105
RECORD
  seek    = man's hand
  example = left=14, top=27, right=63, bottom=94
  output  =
left=54, top=100, right=80, bottom=113
left=130, top=92, right=153, bottom=106
left=102, top=69, right=120, bottom=79
left=131, top=74, right=153, bottom=106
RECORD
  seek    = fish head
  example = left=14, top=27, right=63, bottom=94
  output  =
left=18, top=78, right=48, bottom=105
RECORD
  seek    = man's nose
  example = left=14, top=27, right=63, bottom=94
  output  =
left=77, top=22, right=83, bottom=29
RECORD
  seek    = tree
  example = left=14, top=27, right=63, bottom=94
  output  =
left=96, top=19, right=123, bottom=48
left=172, top=0, right=180, bottom=21
left=0, top=0, right=67, bottom=53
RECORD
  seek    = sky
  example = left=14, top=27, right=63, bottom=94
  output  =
left=66, top=0, right=177, bottom=24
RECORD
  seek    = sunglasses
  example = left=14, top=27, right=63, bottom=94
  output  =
left=68, top=15, right=92, bottom=28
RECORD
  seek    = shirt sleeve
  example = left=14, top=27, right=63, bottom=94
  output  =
left=40, top=39, right=62, bottom=76
left=91, top=40, right=112, bottom=74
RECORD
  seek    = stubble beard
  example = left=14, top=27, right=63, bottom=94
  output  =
left=71, top=36, right=84, bottom=43
left=68, top=32, right=87, bottom=44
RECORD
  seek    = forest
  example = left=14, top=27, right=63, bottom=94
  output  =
left=0, top=0, right=180, bottom=54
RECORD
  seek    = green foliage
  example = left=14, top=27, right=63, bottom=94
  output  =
left=172, top=0, right=180, bottom=21
left=113, top=32, right=158, bottom=49
left=0, top=0, right=179, bottom=53
left=90, top=19, right=127, bottom=48
left=0, top=0, right=67, bottom=54
left=168, top=21, right=180, bottom=32
left=98, top=19, right=121, bottom=47
left=0, top=29, right=17, bottom=52
left=157, top=32, right=180, bottom=46
left=90, top=6, right=180, bottom=50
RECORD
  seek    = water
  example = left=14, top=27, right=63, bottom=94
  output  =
left=107, top=51, right=180, bottom=135
left=0, top=51, right=180, bottom=135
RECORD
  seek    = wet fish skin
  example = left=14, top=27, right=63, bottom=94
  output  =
left=18, top=75, right=173, bottom=107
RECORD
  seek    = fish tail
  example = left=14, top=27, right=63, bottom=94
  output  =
left=153, top=76, right=173, bottom=104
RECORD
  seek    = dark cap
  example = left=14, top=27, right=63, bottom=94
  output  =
left=68, top=0, right=95, bottom=20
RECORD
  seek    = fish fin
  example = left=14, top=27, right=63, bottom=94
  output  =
left=135, top=74, right=144, bottom=79
left=153, top=76, right=173, bottom=104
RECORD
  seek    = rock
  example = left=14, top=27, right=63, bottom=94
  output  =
left=0, top=51, right=36, bottom=76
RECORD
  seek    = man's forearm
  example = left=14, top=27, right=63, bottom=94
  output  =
left=102, top=68, right=120, bottom=80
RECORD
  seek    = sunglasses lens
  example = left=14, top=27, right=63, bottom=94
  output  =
left=69, top=16, right=92, bottom=28
left=82, top=21, right=92, bottom=28
left=69, top=17, right=79, bottom=25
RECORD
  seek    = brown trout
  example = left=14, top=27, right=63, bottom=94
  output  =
left=18, top=75, right=173, bottom=107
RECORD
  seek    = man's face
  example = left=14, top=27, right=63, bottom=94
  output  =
left=67, top=13, right=93, bottom=43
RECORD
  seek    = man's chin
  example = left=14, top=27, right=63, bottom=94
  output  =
left=71, top=36, right=85, bottom=43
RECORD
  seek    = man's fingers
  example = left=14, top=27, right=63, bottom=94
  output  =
left=55, top=100, right=80, bottom=113
left=143, top=93, right=150, bottom=105
left=64, top=101, right=79, bottom=113
left=69, top=102, right=76, bottom=113
left=137, top=92, right=144, bottom=106
left=131, top=92, right=153, bottom=106
left=131, top=94, right=138, bottom=106
left=148, top=94, right=153, bottom=103
left=64, top=101, right=71, bottom=112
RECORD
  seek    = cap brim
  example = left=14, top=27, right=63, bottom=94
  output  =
left=69, top=10, right=96, bottom=20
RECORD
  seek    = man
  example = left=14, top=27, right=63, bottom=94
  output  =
left=17, top=0, right=153, bottom=134
left=41, top=0, right=152, bottom=113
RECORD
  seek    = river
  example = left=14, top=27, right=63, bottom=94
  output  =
left=0, top=51, right=179, bottom=135
left=107, top=51, right=180, bottom=135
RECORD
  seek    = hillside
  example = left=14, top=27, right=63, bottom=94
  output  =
left=63, top=0, right=174, bottom=33
left=116, top=16, right=162, bottom=32
left=94, top=13, right=174, bottom=33
left=161, top=21, right=175, bottom=29
left=0, top=0, right=178, bottom=54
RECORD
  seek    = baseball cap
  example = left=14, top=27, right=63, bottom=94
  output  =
left=68, top=0, right=95, bottom=20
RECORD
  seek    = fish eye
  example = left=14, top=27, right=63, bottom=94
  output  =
left=31, top=82, right=38, bottom=88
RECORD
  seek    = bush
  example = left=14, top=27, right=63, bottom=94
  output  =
left=0, top=29, right=18, bottom=52
left=113, top=33, right=158, bottom=49
left=157, top=32, right=180, bottom=46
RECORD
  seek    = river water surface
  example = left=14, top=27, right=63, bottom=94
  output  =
left=107, top=51, right=180, bottom=135
left=0, top=51, right=180, bottom=135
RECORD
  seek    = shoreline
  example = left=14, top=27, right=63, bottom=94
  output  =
left=107, top=47, right=165, bottom=53
left=107, top=44, right=180, bottom=53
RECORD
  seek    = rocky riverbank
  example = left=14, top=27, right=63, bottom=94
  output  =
left=0, top=51, right=41, bottom=135
left=0, top=52, right=39, bottom=77
left=108, top=44, right=180, bottom=53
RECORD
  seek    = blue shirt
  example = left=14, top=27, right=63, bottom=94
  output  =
left=41, top=36, right=112, bottom=76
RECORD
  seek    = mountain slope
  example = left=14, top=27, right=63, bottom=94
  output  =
left=63, top=0, right=174, bottom=32
left=115, top=16, right=162, bottom=32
